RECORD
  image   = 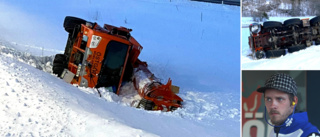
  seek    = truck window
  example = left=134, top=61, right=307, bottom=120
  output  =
left=96, top=41, right=129, bottom=89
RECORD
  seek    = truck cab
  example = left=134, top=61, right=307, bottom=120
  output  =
left=53, top=16, right=142, bottom=95
left=52, top=16, right=182, bottom=111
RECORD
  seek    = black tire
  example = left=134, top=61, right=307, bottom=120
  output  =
left=53, top=54, right=66, bottom=64
left=64, top=16, right=87, bottom=33
left=283, top=18, right=302, bottom=27
left=310, top=16, right=320, bottom=26
left=52, top=67, right=65, bottom=77
left=263, top=21, right=282, bottom=29
left=52, top=54, right=68, bottom=77
left=52, top=63, right=67, bottom=69
left=254, top=50, right=266, bottom=59
left=265, top=49, right=286, bottom=58
left=287, top=44, right=306, bottom=53
left=52, top=63, right=67, bottom=77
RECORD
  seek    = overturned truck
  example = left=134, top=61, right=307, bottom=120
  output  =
left=248, top=16, right=320, bottom=59
left=52, top=16, right=182, bottom=111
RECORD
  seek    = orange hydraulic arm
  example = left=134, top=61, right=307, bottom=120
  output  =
left=133, top=61, right=183, bottom=111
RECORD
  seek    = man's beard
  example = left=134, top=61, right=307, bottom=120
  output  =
left=269, top=109, right=292, bottom=126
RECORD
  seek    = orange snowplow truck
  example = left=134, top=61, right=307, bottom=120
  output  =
left=52, top=16, right=182, bottom=111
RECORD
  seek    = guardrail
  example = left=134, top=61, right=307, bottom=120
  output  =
left=191, top=0, right=240, bottom=6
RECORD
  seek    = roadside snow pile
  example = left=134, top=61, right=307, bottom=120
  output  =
left=0, top=52, right=158, bottom=136
left=81, top=84, right=240, bottom=123
left=77, top=78, right=240, bottom=126
left=242, top=17, right=320, bottom=69
left=175, top=91, right=239, bottom=125
left=0, top=43, right=53, bottom=72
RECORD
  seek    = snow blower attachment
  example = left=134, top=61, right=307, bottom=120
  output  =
left=52, top=16, right=183, bottom=111
left=248, top=16, right=320, bottom=59
left=133, top=62, right=182, bottom=111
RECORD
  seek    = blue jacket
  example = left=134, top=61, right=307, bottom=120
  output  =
left=270, top=112, right=320, bottom=137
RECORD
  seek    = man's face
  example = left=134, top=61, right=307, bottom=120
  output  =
left=264, top=89, right=294, bottom=126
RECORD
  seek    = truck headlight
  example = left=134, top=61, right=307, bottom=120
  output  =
left=250, top=23, right=261, bottom=34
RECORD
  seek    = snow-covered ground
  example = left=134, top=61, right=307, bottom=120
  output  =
left=0, top=45, right=238, bottom=136
left=0, top=0, right=240, bottom=136
left=241, top=17, right=320, bottom=70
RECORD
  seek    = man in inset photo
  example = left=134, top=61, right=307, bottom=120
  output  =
left=257, top=73, right=320, bottom=137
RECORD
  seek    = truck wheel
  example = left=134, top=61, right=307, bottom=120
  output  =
left=52, top=64, right=67, bottom=77
left=310, top=16, right=320, bottom=26
left=263, top=21, right=282, bottom=29
left=287, top=44, right=306, bottom=53
left=52, top=54, right=68, bottom=77
left=52, top=66, right=65, bottom=77
left=265, top=49, right=286, bottom=58
left=283, top=18, right=302, bottom=27
left=64, top=16, right=87, bottom=33
left=254, top=50, right=266, bottom=59
left=53, top=54, right=66, bottom=64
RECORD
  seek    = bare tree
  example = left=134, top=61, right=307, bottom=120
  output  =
left=309, top=0, right=320, bottom=16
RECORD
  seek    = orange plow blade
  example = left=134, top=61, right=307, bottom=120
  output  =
left=133, top=63, right=183, bottom=111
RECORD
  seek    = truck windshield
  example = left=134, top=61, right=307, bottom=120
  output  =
left=103, top=41, right=128, bottom=70
left=96, top=41, right=129, bottom=89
